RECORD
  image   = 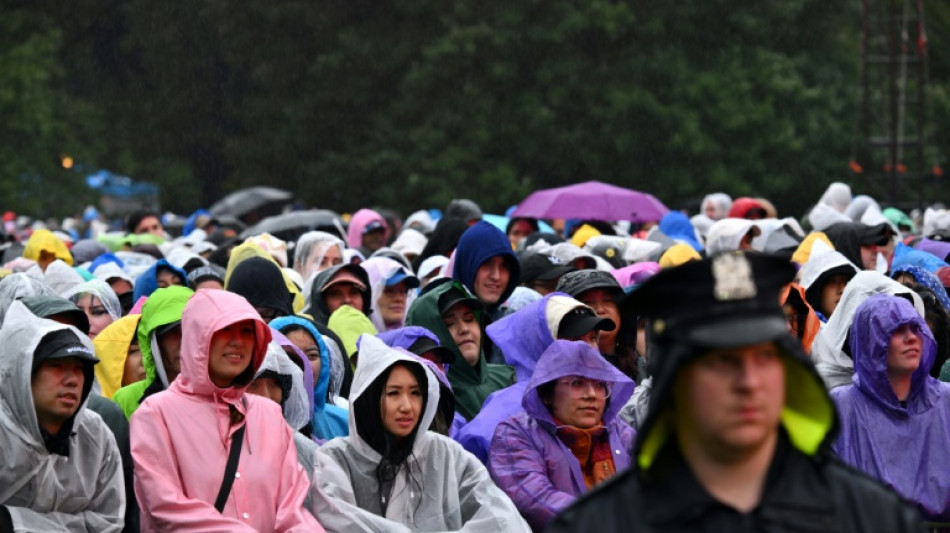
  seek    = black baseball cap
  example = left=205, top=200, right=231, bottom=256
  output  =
left=520, top=253, right=575, bottom=285
left=557, top=307, right=616, bottom=339
left=407, top=335, right=456, bottom=364
left=437, top=285, right=482, bottom=315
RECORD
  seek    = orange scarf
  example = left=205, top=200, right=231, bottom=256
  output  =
left=554, top=418, right=616, bottom=489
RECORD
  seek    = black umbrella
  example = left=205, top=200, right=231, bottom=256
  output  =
left=239, top=209, right=346, bottom=243
left=209, top=186, right=293, bottom=223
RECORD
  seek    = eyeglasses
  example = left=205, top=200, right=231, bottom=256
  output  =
left=557, top=377, right=612, bottom=399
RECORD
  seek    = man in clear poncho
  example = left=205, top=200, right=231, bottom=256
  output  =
left=0, top=301, right=124, bottom=532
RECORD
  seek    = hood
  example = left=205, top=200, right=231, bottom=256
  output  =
left=808, top=203, right=853, bottom=232
left=700, top=192, right=732, bottom=221
left=799, top=250, right=859, bottom=291
left=705, top=218, right=758, bottom=255
left=0, top=301, right=94, bottom=446
left=224, top=240, right=304, bottom=313
left=487, top=293, right=562, bottom=381
left=915, top=238, right=950, bottom=263
left=293, top=230, right=345, bottom=282
left=727, top=197, right=767, bottom=219
left=93, top=314, right=142, bottom=399
left=819, top=182, right=852, bottom=212
left=452, top=220, right=520, bottom=308
left=346, top=208, right=390, bottom=249
left=133, top=259, right=188, bottom=302
left=174, top=289, right=272, bottom=402
left=23, top=229, right=72, bottom=266
left=822, top=222, right=866, bottom=269
left=349, top=334, right=439, bottom=457
left=361, top=256, right=418, bottom=332
left=636, top=332, right=836, bottom=473
left=0, top=273, right=56, bottom=326
left=256, top=338, right=311, bottom=431
left=327, top=305, right=378, bottom=360
left=270, top=328, right=315, bottom=417
left=850, top=294, right=938, bottom=415
left=791, top=232, right=833, bottom=266
left=271, top=316, right=331, bottom=410
left=891, top=242, right=950, bottom=273
left=891, top=264, right=950, bottom=312
left=137, top=286, right=194, bottom=388
left=225, top=256, right=296, bottom=318
left=811, top=271, right=924, bottom=386
left=63, top=278, right=122, bottom=321
left=406, top=280, right=482, bottom=374
left=44, top=260, right=84, bottom=297
left=376, top=326, right=442, bottom=355
left=307, top=263, right=372, bottom=325
left=781, top=283, right=821, bottom=353
left=522, top=339, right=635, bottom=428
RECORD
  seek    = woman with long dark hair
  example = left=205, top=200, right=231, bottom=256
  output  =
left=310, top=335, right=529, bottom=532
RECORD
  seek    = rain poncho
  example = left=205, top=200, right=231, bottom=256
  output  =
left=488, top=340, right=635, bottom=531
left=456, top=293, right=563, bottom=462
left=63, top=279, right=122, bottom=321
left=891, top=242, right=950, bottom=273
left=657, top=212, right=702, bottom=252
left=226, top=256, right=296, bottom=318
left=811, top=272, right=924, bottom=389
left=704, top=218, right=758, bottom=256
left=295, top=231, right=346, bottom=302
left=346, top=209, right=391, bottom=251
left=40, top=259, right=85, bottom=297
left=361, top=257, right=418, bottom=332
left=831, top=294, right=950, bottom=521
left=406, top=281, right=514, bottom=420
left=131, top=289, right=322, bottom=532
left=23, top=229, right=73, bottom=266
left=112, top=286, right=194, bottom=418
left=224, top=241, right=305, bottom=313
left=699, top=192, right=732, bottom=221
left=271, top=316, right=350, bottom=440
left=270, top=329, right=316, bottom=425
left=131, top=259, right=188, bottom=302
left=915, top=238, right=950, bottom=263
left=310, top=335, right=530, bottom=532
left=0, top=302, right=124, bottom=531
left=0, top=273, right=56, bottom=325
left=891, top=264, right=950, bottom=312
left=328, top=304, right=378, bottom=361
left=92, top=314, right=142, bottom=399
left=307, top=264, right=373, bottom=326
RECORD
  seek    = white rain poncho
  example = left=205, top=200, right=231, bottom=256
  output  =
left=92, top=262, right=135, bottom=289
left=811, top=271, right=925, bottom=389
left=0, top=273, right=56, bottom=325
left=705, top=218, right=759, bottom=256
left=311, top=335, right=530, bottom=533
left=808, top=202, right=852, bottom=232
left=295, top=231, right=346, bottom=287
left=63, top=279, right=122, bottom=321
left=798, top=250, right=859, bottom=292
left=0, top=301, right=124, bottom=531
left=39, top=260, right=85, bottom=297
left=360, top=257, right=418, bottom=333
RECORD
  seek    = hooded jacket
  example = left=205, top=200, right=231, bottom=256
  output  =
left=0, top=302, right=124, bottom=531
left=658, top=212, right=703, bottom=252
left=822, top=222, right=868, bottom=269
left=550, top=332, right=921, bottom=533
left=23, top=229, right=73, bottom=266
left=456, top=292, right=561, bottom=462
left=307, top=264, right=373, bottom=326
left=811, top=272, right=924, bottom=389
left=452, top=220, right=520, bottom=311
left=271, top=316, right=350, bottom=440
left=93, top=314, right=142, bottom=399
left=346, top=209, right=391, bottom=251
left=112, top=286, right=194, bottom=419
left=130, top=289, right=322, bottom=532
left=310, top=335, right=530, bottom=532
left=831, top=294, right=950, bottom=521
left=132, top=259, right=188, bottom=302
left=488, top=340, right=635, bottom=531
left=224, top=241, right=305, bottom=314
left=361, top=257, right=418, bottom=332
left=405, top=281, right=514, bottom=420
left=226, top=256, right=296, bottom=318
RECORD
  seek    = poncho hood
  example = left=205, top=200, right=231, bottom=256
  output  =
left=307, top=263, right=372, bottom=325
left=93, top=313, right=142, bottom=399
left=347, top=209, right=391, bottom=250
left=225, top=256, right=296, bottom=318
left=172, top=289, right=272, bottom=405
left=361, top=256, right=418, bottom=332
left=137, top=285, right=194, bottom=389
left=486, top=292, right=561, bottom=381
left=522, top=340, right=635, bottom=429
left=850, top=294, right=938, bottom=415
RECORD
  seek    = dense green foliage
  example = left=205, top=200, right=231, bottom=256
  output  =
left=1, top=1, right=946, bottom=219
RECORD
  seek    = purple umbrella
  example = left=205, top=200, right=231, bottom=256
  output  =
left=510, top=180, right=668, bottom=222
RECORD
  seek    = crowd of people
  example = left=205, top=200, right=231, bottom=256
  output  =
left=1, top=181, right=949, bottom=531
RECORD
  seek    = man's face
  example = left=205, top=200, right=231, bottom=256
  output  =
left=156, top=325, right=183, bottom=382
left=156, top=268, right=184, bottom=289
left=819, top=274, right=850, bottom=318
left=32, top=356, right=85, bottom=434
left=860, top=244, right=880, bottom=270
left=673, top=342, right=785, bottom=461
left=323, top=282, right=364, bottom=314
left=473, top=256, right=510, bottom=305
left=135, top=216, right=164, bottom=237
left=362, top=228, right=386, bottom=253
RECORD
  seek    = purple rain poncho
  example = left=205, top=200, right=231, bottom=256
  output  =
left=831, top=293, right=950, bottom=522
left=454, top=293, right=561, bottom=463
left=488, top=340, right=635, bottom=531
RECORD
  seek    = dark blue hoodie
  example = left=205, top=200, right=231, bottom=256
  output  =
left=452, top=221, right=520, bottom=310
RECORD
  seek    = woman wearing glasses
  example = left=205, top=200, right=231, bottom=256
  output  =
left=488, top=340, right=635, bottom=531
